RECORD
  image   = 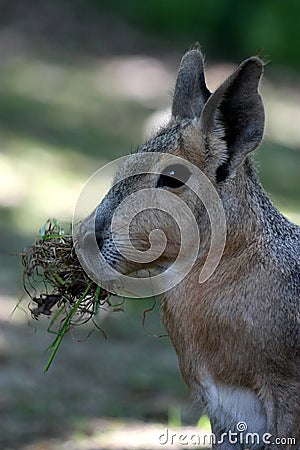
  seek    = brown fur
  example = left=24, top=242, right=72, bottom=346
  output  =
left=77, top=48, right=300, bottom=449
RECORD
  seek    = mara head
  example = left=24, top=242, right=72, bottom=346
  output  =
left=75, top=47, right=265, bottom=297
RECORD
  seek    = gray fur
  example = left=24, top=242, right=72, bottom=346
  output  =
left=172, top=47, right=211, bottom=118
left=77, top=48, right=300, bottom=449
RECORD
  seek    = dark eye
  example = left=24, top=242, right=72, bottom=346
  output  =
left=156, top=164, right=191, bottom=189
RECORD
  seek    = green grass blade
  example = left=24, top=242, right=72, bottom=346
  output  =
left=93, top=285, right=101, bottom=316
left=44, top=283, right=92, bottom=373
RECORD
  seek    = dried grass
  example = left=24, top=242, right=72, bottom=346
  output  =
left=21, top=219, right=122, bottom=371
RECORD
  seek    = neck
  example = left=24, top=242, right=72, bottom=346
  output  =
left=220, top=157, right=289, bottom=254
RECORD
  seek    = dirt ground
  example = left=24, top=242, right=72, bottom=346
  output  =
left=1, top=292, right=211, bottom=450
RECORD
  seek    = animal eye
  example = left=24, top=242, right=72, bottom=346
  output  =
left=156, top=164, right=191, bottom=189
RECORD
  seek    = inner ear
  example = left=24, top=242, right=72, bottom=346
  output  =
left=172, top=47, right=211, bottom=119
left=216, top=81, right=252, bottom=182
left=200, top=57, right=265, bottom=182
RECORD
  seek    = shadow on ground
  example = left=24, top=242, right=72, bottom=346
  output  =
left=1, top=296, right=203, bottom=449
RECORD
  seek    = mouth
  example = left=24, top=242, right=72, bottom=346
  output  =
left=74, top=210, right=184, bottom=298
left=103, top=252, right=168, bottom=279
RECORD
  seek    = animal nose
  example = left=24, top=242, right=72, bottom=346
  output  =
left=77, top=230, right=97, bottom=253
left=75, top=204, right=110, bottom=255
left=75, top=210, right=105, bottom=253
left=95, top=210, right=107, bottom=252
left=79, top=225, right=105, bottom=253
left=95, top=232, right=104, bottom=252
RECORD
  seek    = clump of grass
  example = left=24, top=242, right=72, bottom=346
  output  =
left=21, top=219, right=121, bottom=372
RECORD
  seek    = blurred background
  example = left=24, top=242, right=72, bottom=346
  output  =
left=0, top=1, right=299, bottom=449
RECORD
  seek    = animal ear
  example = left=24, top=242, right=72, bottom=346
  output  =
left=172, top=48, right=211, bottom=119
left=199, top=57, right=265, bottom=182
